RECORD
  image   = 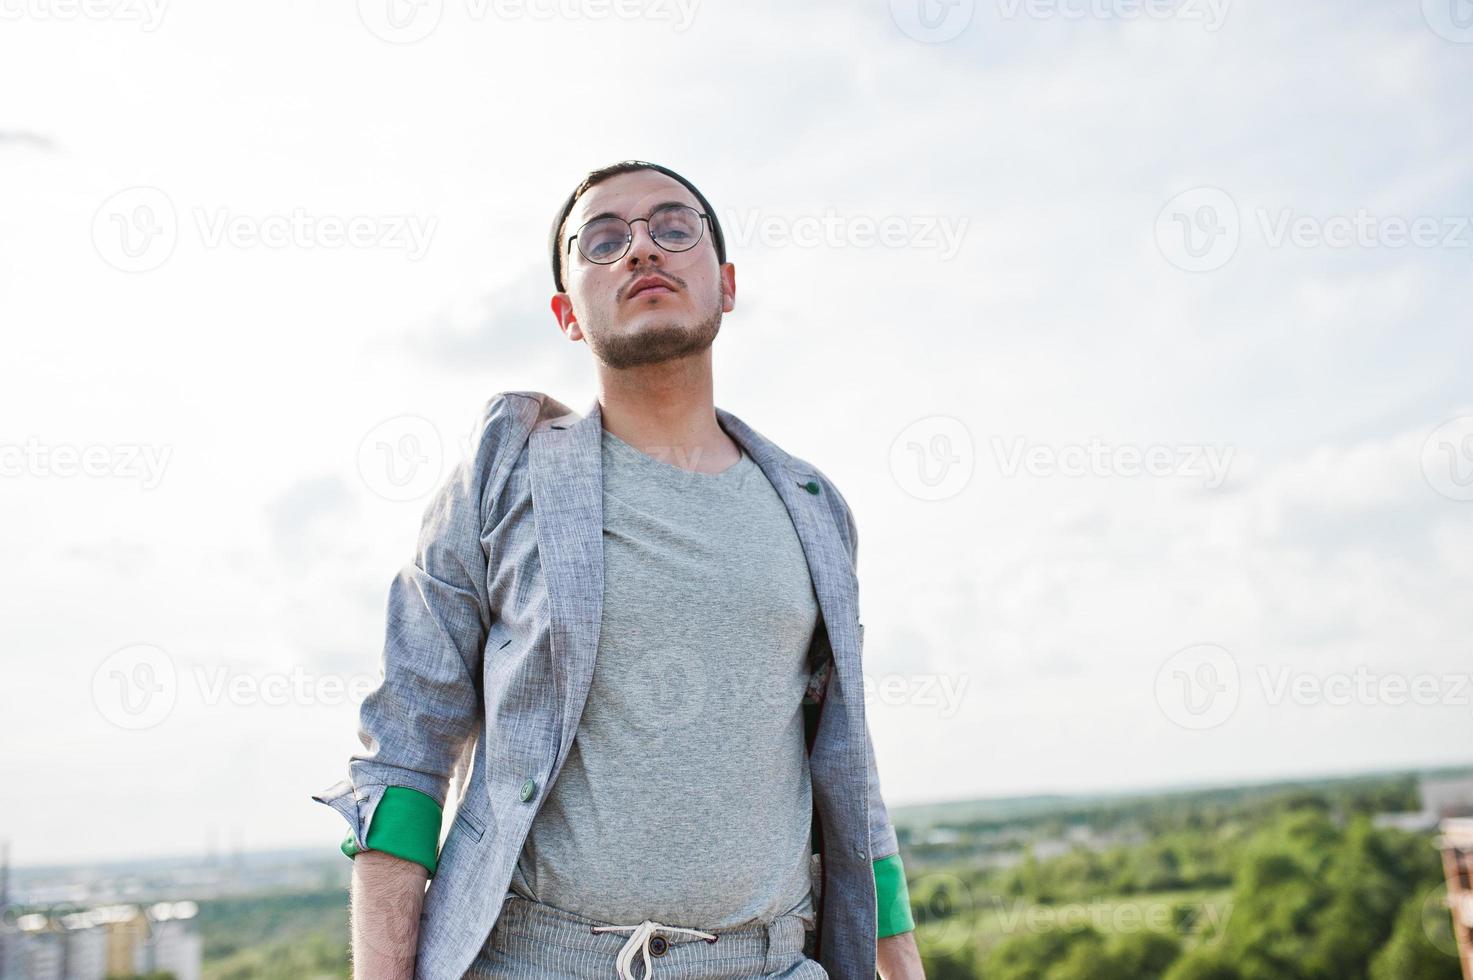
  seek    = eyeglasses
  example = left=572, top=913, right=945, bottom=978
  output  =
left=567, top=203, right=712, bottom=266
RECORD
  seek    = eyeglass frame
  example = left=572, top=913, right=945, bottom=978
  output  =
left=565, top=202, right=714, bottom=267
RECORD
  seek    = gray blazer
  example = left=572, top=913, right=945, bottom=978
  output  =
left=312, top=391, right=899, bottom=980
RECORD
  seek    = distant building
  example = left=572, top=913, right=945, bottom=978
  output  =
left=0, top=901, right=199, bottom=980
left=1376, top=774, right=1473, bottom=832
left=145, top=902, right=201, bottom=980
left=1438, top=818, right=1473, bottom=980
left=5, top=915, right=63, bottom=980
left=57, top=913, right=106, bottom=980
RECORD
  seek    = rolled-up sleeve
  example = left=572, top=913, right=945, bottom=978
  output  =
left=311, top=394, right=519, bottom=870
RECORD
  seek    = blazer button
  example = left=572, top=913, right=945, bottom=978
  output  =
left=520, top=777, right=538, bottom=802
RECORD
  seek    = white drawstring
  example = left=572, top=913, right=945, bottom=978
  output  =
left=590, top=919, right=718, bottom=979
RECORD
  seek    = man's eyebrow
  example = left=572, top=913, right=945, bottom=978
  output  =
left=578, top=200, right=690, bottom=225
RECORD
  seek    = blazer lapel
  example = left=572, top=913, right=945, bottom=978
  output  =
left=716, top=406, right=862, bottom=691
left=528, top=397, right=606, bottom=775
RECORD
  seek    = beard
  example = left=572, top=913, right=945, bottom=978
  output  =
left=583, top=299, right=723, bottom=370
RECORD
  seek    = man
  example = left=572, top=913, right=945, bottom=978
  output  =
left=312, top=160, right=925, bottom=980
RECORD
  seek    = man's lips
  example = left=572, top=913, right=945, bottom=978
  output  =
left=626, top=277, right=678, bottom=300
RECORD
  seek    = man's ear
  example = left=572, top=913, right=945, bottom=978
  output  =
left=550, top=293, right=582, bottom=340
left=720, top=261, right=737, bottom=314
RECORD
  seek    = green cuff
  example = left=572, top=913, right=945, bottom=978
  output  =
left=874, top=852, right=915, bottom=938
left=339, top=786, right=443, bottom=877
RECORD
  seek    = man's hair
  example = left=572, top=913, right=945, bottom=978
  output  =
left=549, top=160, right=727, bottom=293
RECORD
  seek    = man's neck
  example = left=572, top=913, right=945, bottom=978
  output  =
left=595, top=356, right=740, bottom=475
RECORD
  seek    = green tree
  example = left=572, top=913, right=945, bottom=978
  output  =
left=1368, top=891, right=1463, bottom=980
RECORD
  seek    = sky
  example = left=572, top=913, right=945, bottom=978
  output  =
left=2, top=0, right=1472, bottom=866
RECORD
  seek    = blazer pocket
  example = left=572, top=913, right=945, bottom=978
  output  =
left=452, top=801, right=486, bottom=841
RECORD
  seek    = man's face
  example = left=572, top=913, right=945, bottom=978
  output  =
left=553, top=169, right=735, bottom=370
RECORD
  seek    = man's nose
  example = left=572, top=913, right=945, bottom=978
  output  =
left=624, top=218, right=663, bottom=267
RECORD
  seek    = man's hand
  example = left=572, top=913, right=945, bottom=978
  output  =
left=350, top=849, right=429, bottom=980
left=877, top=929, right=926, bottom=979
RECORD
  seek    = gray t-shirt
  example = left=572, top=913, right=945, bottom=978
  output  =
left=508, top=424, right=819, bottom=930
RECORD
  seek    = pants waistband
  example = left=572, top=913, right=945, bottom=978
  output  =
left=491, top=891, right=811, bottom=965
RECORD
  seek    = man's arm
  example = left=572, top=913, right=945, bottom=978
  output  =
left=311, top=395, right=523, bottom=969
left=827, top=474, right=926, bottom=977
left=877, top=929, right=925, bottom=980
left=350, top=851, right=428, bottom=980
